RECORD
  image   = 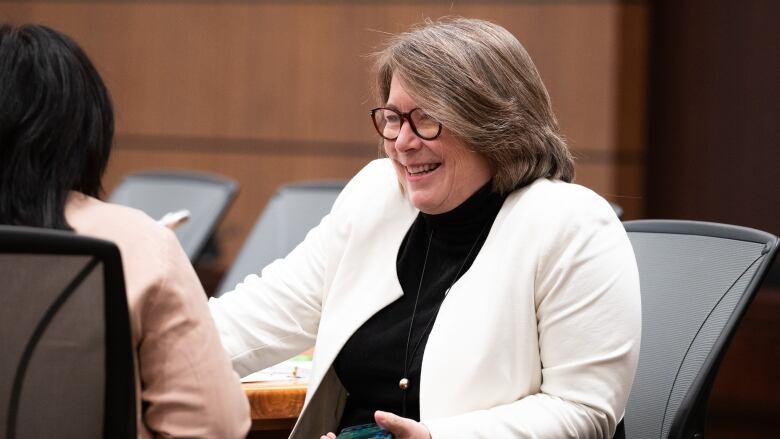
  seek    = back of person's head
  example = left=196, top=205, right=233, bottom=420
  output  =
left=373, top=17, right=574, bottom=193
left=0, top=23, right=114, bottom=230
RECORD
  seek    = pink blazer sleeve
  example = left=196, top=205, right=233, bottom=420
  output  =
left=136, top=229, right=251, bottom=438
left=66, top=193, right=250, bottom=438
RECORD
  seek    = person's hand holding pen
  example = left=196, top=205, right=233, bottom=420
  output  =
left=157, top=209, right=190, bottom=230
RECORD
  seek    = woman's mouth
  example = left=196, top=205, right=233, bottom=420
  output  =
left=406, top=163, right=440, bottom=175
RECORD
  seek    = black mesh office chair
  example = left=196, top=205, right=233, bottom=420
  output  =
left=622, top=220, right=778, bottom=439
left=0, top=226, right=135, bottom=438
left=108, top=170, right=238, bottom=261
left=214, top=180, right=345, bottom=297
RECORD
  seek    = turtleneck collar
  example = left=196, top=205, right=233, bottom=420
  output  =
left=420, top=182, right=505, bottom=245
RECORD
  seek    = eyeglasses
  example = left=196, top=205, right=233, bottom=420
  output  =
left=370, top=107, right=443, bottom=141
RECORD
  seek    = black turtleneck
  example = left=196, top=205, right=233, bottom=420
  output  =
left=333, top=182, right=506, bottom=429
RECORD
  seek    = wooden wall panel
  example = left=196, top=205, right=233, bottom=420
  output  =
left=3, top=2, right=643, bottom=148
left=0, top=0, right=648, bottom=280
left=576, top=161, right=644, bottom=218
left=646, top=0, right=778, bottom=236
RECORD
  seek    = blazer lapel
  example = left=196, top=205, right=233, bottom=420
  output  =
left=306, top=195, right=417, bottom=397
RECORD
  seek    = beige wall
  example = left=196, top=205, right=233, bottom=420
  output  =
left=0, top=1, right=648, bottom=278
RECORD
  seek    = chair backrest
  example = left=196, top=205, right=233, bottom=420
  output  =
left=0, top=226, right=135, bottom=438
left=623, top=220, right=778, bottom=439
left=610, top=202, right=625, bottom=220
left=108, top=170, right=238, bottom=261
left=214, top=180, right=345, bottom=297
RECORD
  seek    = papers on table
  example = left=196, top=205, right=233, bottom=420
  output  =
left=240, top=359, right=312, bottom=383
left=156, top=209, right=191, bottom=229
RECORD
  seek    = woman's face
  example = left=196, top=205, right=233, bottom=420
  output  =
left=384, top=74, right=493, bottom=214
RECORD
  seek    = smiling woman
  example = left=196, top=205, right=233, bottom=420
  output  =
left=371, top=18, right=574, bottom=196
left=209, top=18, right=641, bottom=439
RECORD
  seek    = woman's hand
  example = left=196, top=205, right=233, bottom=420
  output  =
left=319, top=411, right=431, bottom=439
left=374, top=410, right=431, bottom=439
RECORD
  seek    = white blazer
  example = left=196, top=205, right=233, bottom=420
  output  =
left=209, top=159, right=641, bottom=438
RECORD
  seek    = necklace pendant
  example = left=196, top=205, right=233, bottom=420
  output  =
left=399, top=377, right=410, bottom=390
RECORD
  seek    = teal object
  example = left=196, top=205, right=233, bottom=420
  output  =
left=336, top=423, right=393, bottom=439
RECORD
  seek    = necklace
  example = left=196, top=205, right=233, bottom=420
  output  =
left=398, top=219, right=491, bottom=415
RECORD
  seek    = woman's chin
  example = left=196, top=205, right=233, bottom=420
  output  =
left=409, top=193, right=445, bottom=214
left=408, top=193, right=429, bottom=210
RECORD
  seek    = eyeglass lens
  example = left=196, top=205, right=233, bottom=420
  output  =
left=371, top=108, right=441, bottom=140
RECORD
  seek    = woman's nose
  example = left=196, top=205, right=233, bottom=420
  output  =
left=393, top=121, right=421, bottom=152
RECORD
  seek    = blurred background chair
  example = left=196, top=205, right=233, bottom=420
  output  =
left=214, top=180, right=345, bottom=297
left=622, top=220, right=778, bottom=439
left=610, top=202, right=624, bottom=220
left=0, top=226, right=135, bottom=438
left=108, top=170, right=238, bottom=262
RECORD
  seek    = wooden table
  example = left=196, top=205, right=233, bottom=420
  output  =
left=242, top=380, right=307, bottom=432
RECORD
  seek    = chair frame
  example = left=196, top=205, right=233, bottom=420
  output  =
left=110, top=169, right=238, bottom=261
left=623, top=219, right=778, bottom=439
left=1, top=226, right=136, bottom=438
left=214, top=180, right=344, bottom=297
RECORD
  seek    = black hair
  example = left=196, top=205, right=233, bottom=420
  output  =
left=0, top=23, right=114, bottom=230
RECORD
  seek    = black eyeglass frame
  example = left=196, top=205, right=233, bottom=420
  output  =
left=369, top=107, right=443, bottom=141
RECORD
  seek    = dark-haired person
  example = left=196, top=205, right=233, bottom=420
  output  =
left=0, top=24, right=250, bottom=438
left=210, top=18, right=641, bottom=439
